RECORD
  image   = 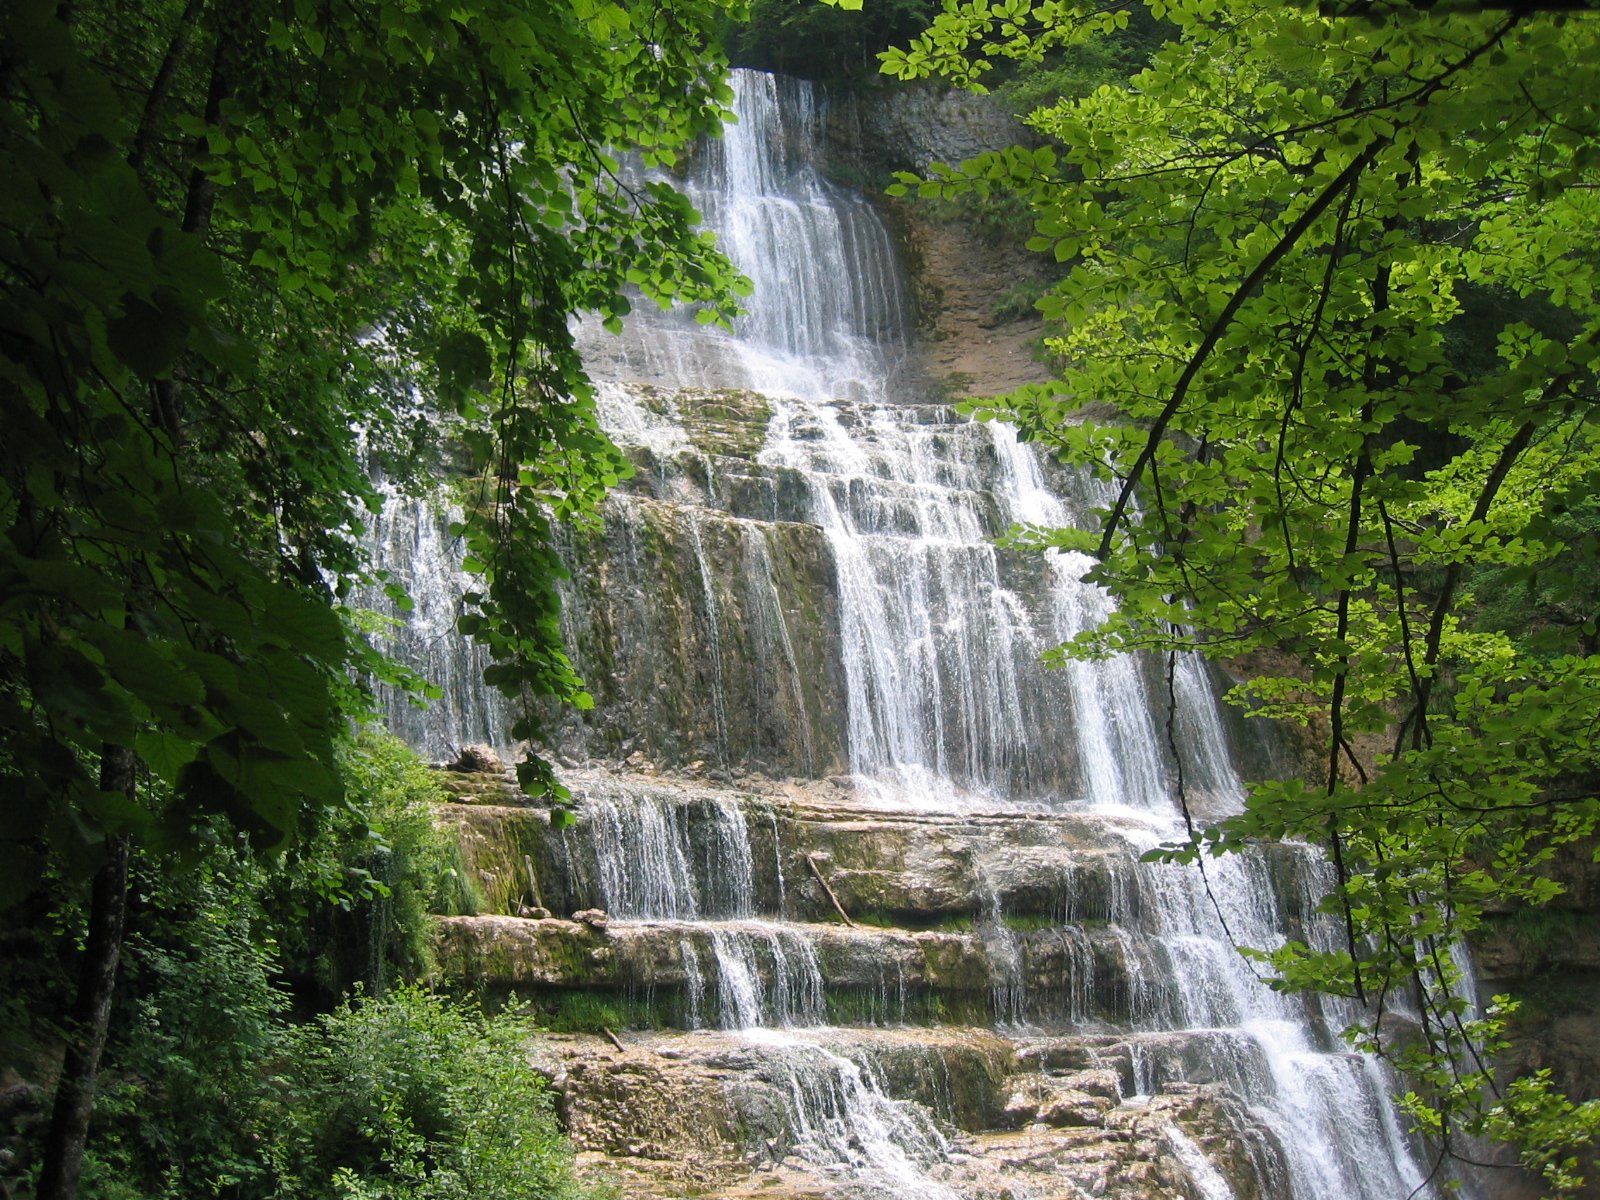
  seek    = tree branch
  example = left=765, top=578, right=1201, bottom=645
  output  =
left=1096, top=143, right=1381, bottom=559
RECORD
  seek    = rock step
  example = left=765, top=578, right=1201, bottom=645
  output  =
left=440, top=788, right=1319, bottom=937
left=433, top=911, right=1264, bottom=1035
left=437, top=912, right=1115, bottom=1000
left=523, top=1025, right=1287, bottom=1200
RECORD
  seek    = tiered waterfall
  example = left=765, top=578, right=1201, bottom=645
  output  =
left=385, top=71, right=1460, bottom=1200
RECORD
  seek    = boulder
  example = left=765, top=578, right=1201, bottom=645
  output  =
left=449, top=743, right=505, bottom=773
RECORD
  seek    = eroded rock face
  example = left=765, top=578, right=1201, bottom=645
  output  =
left=527, top=383, right=855, bottom=778
left=516, top=1027, right=1288, bottom=1200
left=826, top=82, right=1026, bottom=179
left=412, top=69, right=1510, bottom=1200
left=443, top=775, right=1323, bottom=936
left=524, top=383, right=1254, bottom=815
left=433, top=767, right=519, bottom=811
left=1469, top=840, right=1600, bottom=1199
left=438, top=909, right=1159, bottom=1028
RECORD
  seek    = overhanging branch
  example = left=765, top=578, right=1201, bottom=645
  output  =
left=1095, top=144, right=1381, bottom=559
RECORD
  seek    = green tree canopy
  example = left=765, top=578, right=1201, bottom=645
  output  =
left=885, top=0, right=1600, bottom=1187
left=2, top=1, right=744, bottom=1192
left=726, top=0, right=936, bottom=82
left=1, top=0, right=745, bottom=880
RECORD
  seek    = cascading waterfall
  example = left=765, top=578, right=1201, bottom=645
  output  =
left=357, top=489, right=510, bottom=758
left=576, top=71, right=906, bottom=401
left=390, top=68, right=1468, bottom=1200
left=745, top=1028, right=961, bottom=1200
left=582, top=785, right=755, bottom=921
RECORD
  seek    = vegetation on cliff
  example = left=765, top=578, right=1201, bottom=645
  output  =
left=883, top=0, right=1600, bottom=1188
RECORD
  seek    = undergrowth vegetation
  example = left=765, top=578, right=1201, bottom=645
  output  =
left=2, top=731, right=593, bottom=1200
left=83, top=986, right=589, bottom=1200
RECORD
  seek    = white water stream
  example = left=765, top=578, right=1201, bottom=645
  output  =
left=381, top=68, right=1456, bottom=1200
left=572, top=69, right=1446, bottom=1200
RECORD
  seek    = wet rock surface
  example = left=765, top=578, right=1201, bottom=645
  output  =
left=517, top=1027, right=1284, bottom=1200
left=441, top=772, right=1295, bottom=931
left=404, top=68, right=1560, bottom=1200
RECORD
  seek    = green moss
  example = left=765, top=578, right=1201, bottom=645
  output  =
left=542, top=929, right=606, bottom=980
left=435, top=839, right=484, bottom=917
left=1002, top=912, right=1057, bottom=933
left=458, top=983, right=668, bottom=1031
left=917, top=939, right=991, bottom=991
left=848, top=909, right=898, bottom=929
left=849, top=908, right=976, bottom=933
left=539, top=990, right=674, bottom=1032
left=443, top=809, right=553, bottom=916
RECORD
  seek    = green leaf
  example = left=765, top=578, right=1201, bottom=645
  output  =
left=134, top=730, right=200, bottom=786
left=436, top=329, right=492, bottom=390
left=105, top=292, right=189, bottom=377
left=84, top=628, right=206, bottom=709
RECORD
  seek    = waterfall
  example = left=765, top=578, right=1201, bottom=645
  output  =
left=755, top=1031, right=960, bottom=1200
left=356, top=490, right=510, bottom=758
left=582, top=784, right=755, bottom=921
left=389, top=68, right=1465, bottom=1200
left=575, top=71, right=907, bottom=402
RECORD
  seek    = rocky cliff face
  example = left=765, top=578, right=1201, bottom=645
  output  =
left=826, top=82, right=1029, bottom=178
left=400, top=69, right=1524, bottom=1200
left=432, top=773, right=1321, bottom=1200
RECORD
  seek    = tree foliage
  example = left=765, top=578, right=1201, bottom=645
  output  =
left=273, top=988, right=583, bottom=1200
left=886, top=0, right=1600, bottom=1187
left=2, top=0, right=745, bottom=1192
left=1, top=0, right=746, bottom=886
left=3, top=731, right=564, bottom=1199
left=727, top=0, right=937, bottom=82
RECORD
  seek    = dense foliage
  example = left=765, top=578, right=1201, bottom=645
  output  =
left=884, top=0, right=1600, bottom=1189
left=272, top=988, right=581, bottom=1200
left=89, top=980, right=581, bottom=1200
left=1, top=0, right=745, bottom=1193
left=726, top=0, right=936, bottom=82
left=2, top=729, right=545, bottom=1199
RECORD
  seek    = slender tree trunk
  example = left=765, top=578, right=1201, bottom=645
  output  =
left=154, top=8, right=235, bottom=440
left=35, top=750, right=135, bottom=1200
left=128, top=0, right=205, bottom=176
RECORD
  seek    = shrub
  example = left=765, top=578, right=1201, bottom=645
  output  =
left=270, top=987, right=584, bottom=1200
left=269, top=728, right=475, bottom=998
left=77, top=863, right=288, bottom=1200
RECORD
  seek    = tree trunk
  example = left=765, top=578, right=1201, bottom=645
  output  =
left=35, top=749, right=135, bottom=1200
